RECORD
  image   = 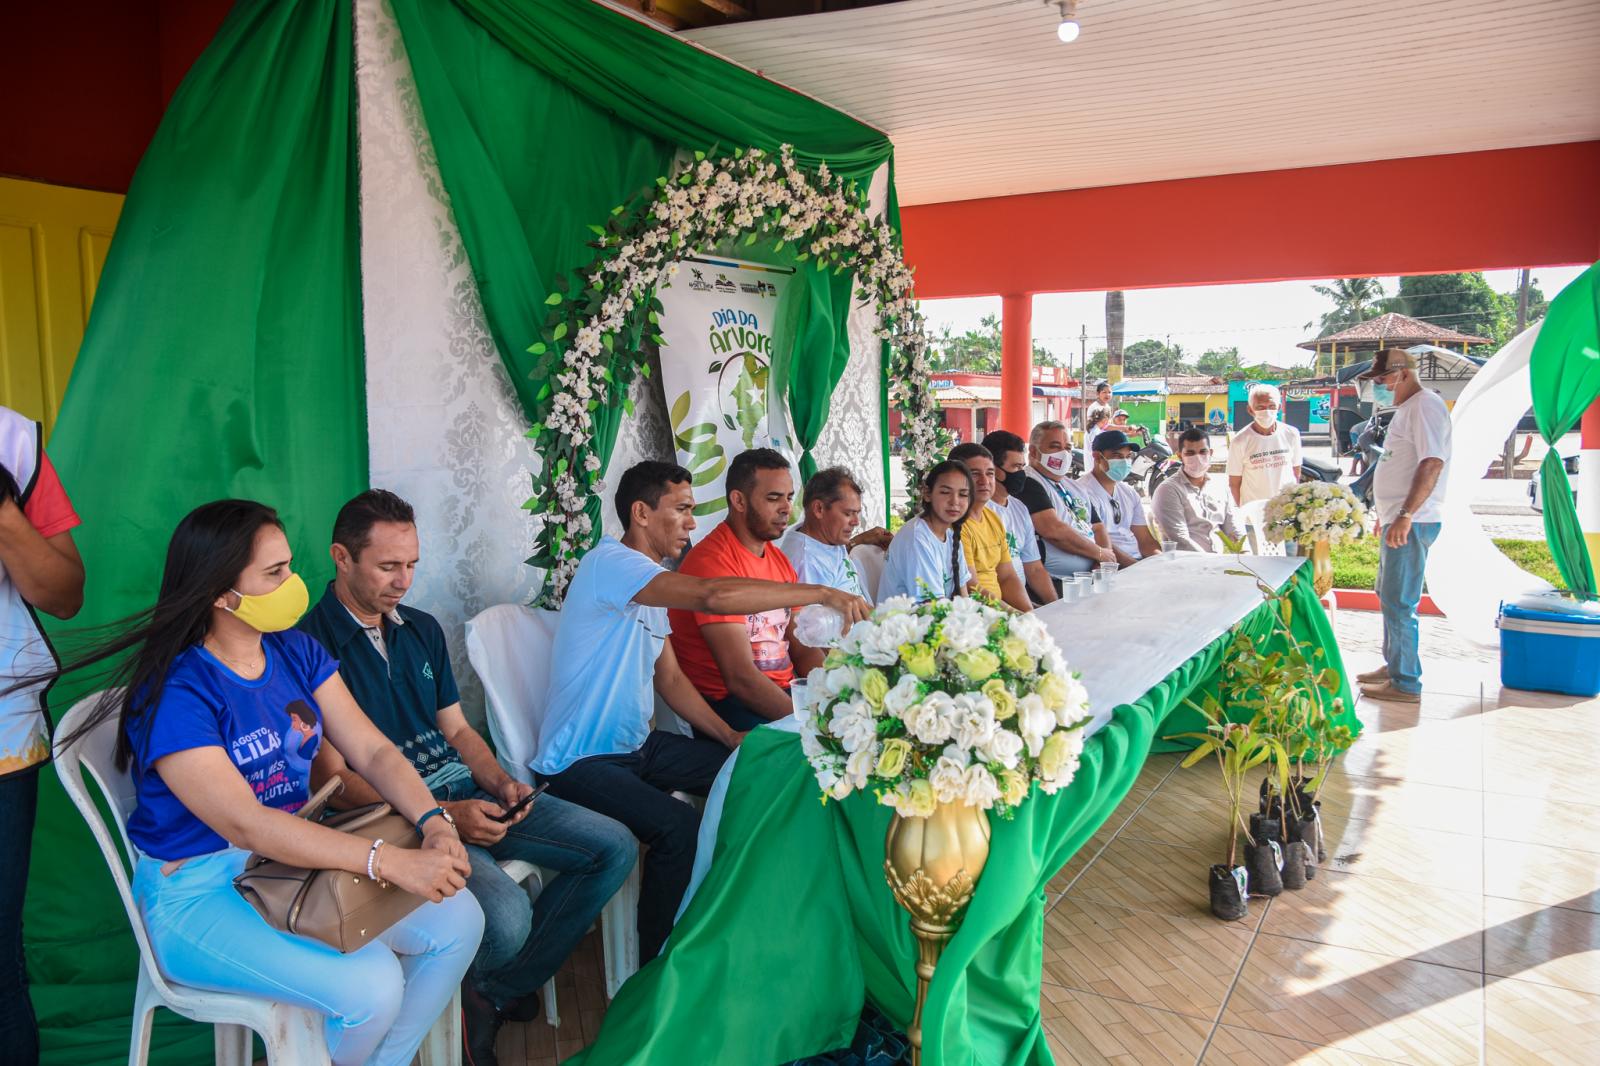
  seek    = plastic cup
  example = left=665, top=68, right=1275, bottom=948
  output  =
left=1161, top=539, right=1178, bottom=557
left=790, top=678, right=810, bottom=720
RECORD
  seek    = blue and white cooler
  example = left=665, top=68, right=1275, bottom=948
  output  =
left=1498, top=593, right=1600, bottom=698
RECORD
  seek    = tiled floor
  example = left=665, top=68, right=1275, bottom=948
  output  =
left=496, top=610, right=1600, bottom=1065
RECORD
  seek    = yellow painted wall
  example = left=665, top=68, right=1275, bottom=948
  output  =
left=0, top=177, right=124, bottom=438
left=1167, top=393, right=1229, bottom=422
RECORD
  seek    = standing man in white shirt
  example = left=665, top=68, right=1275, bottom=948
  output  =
left=980, top=430, right=1057, bottom=604
left=1227, top=383, right=1303, bottom=505
left=1356, top=350, right=1452, bottom=704
left=1073, top=430, right=1161, bottom=565
left=1152, top=428, right=1245, bottom=552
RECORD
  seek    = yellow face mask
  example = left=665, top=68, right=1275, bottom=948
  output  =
left=228, top=573, right=310, bottom=633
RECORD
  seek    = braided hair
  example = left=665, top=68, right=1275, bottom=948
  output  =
left=920, top=459, right=976, bottom=598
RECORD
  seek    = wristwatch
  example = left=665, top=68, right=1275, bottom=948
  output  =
left=415, top=805, right=456, bottom=835
left=1396, top=508, right=1412, bottom=519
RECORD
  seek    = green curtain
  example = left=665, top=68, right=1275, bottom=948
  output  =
left=1529, top=262, right=1600, bottom=597
left=571, top=571, right=1358, bottom=1066
left=389, top=0, right=894, bottom=505
left=27, top=1, right=367, bottom=1062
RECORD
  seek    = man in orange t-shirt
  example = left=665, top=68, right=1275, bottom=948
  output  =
left=670, top=449, right=856, bottom=733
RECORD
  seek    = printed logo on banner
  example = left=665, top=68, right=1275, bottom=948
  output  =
left=657, top=258, right=798, bottom=535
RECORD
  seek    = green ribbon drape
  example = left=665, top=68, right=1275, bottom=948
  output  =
left=572, top=570, right=1358, bottom=1066
left=1529, top=262, right=1600, bottom=597
left=389, top=0, right=895, bottom=509
left=28, top=2, right=367, bottom=1062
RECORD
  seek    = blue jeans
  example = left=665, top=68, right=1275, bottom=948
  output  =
left=133, top=849, right=483, bottom=1066
left=1377, top=521, right=1440, bottom=694
left=1, top=764, right=40, bottom=1066
left=432, top=783, right=635, bottom=1008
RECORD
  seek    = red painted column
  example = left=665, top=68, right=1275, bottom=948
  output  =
left=1001, top=293, right=1033, bottom=435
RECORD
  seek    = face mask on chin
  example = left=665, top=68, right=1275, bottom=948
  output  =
left=1182, top=454, right=1210, bottom=478
left=1041, top=450, right=1071, bottom=476
left=1253, top=410, right=1277, bottom=430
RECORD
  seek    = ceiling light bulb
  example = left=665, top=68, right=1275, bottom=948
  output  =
left=1049, top=0, right=1081, bottom=43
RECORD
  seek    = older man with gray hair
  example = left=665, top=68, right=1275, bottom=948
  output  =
left=1226, top=382, right=1302, bottom=506
left=1354, top=349, right=1452, bottom=704
left=1014, top=419, right=1114, bottom=586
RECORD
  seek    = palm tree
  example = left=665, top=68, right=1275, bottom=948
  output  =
left=1310, top=277, right=1386, bottom=337
left=1105, top=290, right=1125, bottom=384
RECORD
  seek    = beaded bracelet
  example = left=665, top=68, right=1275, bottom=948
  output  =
left=367, top=838, right=384, bottom=882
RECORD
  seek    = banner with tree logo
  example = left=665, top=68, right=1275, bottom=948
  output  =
left=657, top=255, right=799, bottom=533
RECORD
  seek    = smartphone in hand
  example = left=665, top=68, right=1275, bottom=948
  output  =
left=491, top=780, right=551, bottom=823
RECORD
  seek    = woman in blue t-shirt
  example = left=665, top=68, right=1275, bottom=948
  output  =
left=53, top=500, right=483, bottom=1066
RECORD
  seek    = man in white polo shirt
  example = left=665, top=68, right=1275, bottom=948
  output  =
left=1356, top=349, right=1452, bottom=704
left=534, top=461, right=868, bottom=961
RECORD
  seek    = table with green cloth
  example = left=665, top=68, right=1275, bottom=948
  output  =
left=571, top=555, right=1358, bottom=1066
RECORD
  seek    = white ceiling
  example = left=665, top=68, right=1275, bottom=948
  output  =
left=686, top=0, right=1600, bottom=206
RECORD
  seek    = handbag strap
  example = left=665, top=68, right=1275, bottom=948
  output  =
left=295, top=776, right=346, bottom=823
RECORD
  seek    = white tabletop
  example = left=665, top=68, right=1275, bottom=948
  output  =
left=1039, top=552, right=1305, bottom=735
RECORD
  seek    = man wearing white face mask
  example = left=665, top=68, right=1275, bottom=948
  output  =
left=1227, top=383, right=1302, bottom=505
left=1152, top=429, right=1244, bottom=552
left=1018, top=420, right=1114, bottom=586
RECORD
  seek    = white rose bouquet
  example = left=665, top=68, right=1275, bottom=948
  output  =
left=800, top=595, right=1091, bottom=818
left=1263, top=481, right=1367, bottom=547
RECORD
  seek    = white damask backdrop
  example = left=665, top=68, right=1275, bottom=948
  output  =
left=355, top=0, right=886, bottom=722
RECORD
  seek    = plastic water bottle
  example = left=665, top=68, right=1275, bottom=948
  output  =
left=793, top=604, right=845, bottom=648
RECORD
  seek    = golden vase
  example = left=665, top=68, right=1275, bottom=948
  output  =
left=1311, top=538, right=1334, bottom=597
left=883, top=802, right=992, bottom=1064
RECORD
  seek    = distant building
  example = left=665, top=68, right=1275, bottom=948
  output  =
left=887, top=365, right=1078, bottom=443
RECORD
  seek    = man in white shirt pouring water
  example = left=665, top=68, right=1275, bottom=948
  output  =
left=1356, top=349, right=1452, bottom=704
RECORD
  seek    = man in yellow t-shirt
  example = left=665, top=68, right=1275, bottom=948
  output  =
left=949, top=443, right=1032, bottom=611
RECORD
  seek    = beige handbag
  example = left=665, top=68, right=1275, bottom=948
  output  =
left=233, top=778, right=426, bottom=953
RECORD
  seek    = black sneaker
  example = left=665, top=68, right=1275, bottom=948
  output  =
left=501, top=988, right=542, bottom=1024
left=461, top=982, right=503, bottom=1066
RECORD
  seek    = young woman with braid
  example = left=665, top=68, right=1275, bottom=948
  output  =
left=879, top=461, right=976, bottom=602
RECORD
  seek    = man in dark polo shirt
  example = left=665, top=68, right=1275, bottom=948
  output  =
left=300, top=490, right=634, bottom=1066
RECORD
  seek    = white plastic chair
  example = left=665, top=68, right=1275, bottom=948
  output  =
left=464, top=604, right=641, bottom=1002
left=52, top=692, right=459, bottom=1066
left=849, top=544, right=886, bottom=602
left=1238, top=500, right=1285, bottom=557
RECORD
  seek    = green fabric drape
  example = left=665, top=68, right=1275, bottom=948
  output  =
left=389, top=0, right=893, bottom=505
left=27, top=2, right=367, bottom=1062
left=764, top=250, right=855, bottom=483
left=572, top=570, right=1358, bottom=1066
left=1529, top=262, right=1600, bottom=597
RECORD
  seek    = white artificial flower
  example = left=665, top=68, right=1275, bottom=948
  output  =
left=928, top=751, right=970, bottom=804
left=962, top=764, right=1001, bottom=808
left=827, top=700, right=878, bottom=753
left=940, top=610, right=989, bottom=656
left=904, top=690, right=955, bottom=745
left=845, top=745, right=878, bottom=788
left=950, top=693, right=997, bottom=752
left=882, top=673, right=922, bottom=718
left=1016, top=694, right=1055, bottom=756
left=979, top=726, right=1024, bottom=769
